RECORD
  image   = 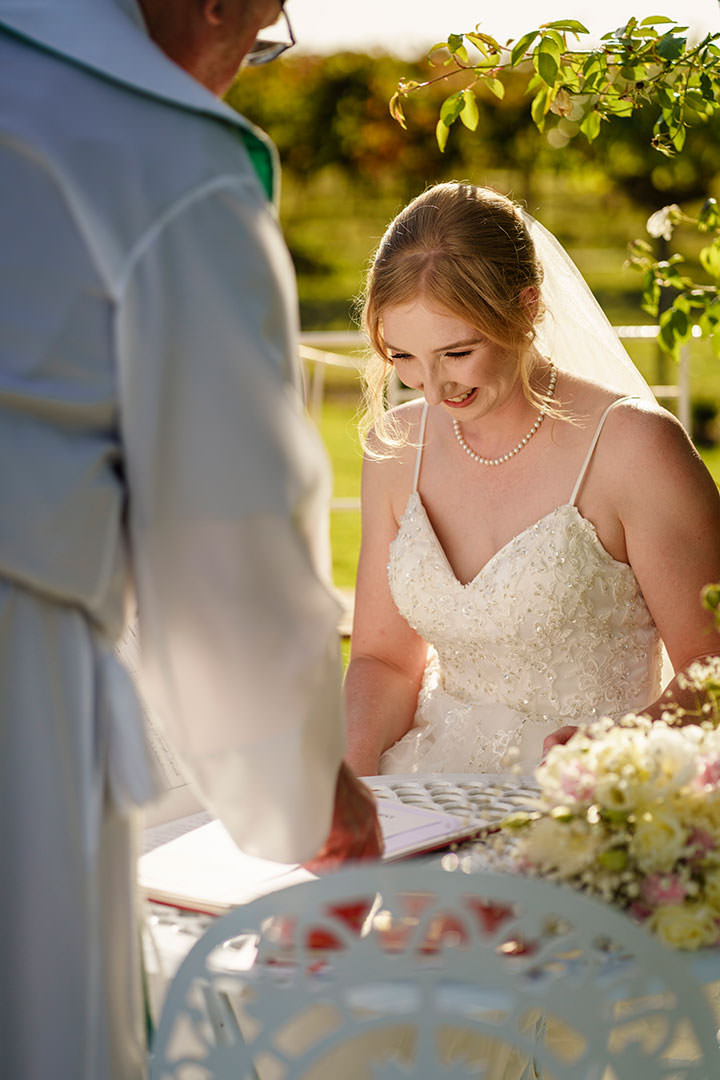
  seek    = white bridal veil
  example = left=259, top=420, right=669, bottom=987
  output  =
left=522, top=212, right=656, bottom=402
left=523, top=210, right=675, bottom=680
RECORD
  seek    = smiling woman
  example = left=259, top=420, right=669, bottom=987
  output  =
left=343, top=180, right=720, bottom=780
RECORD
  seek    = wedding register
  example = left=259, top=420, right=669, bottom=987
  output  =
left=140, top=796, right=483, bottom=915
left=121, top=624, right=486, bottom=914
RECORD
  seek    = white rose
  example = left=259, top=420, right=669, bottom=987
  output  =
left=649, top=903, right=719, bottom=950
left=522, top=817, right=597, bottom=877
left=643, top=724, right=699, bottom=795
left=630, top=809, right=688, bottom=873
left=646, top=204, right=681, bottom=241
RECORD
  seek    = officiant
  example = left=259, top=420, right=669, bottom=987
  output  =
left=0, top=2, right=381, bottom=1078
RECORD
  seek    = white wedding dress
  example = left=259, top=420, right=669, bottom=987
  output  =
left=380, top=396, right=664, bottom=775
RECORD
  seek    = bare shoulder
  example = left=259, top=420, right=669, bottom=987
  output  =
left=599, top=397, right=720, bottom=520
left=602, top=396, right=695, bottom=464
left=363, top=398, right=426, bottom=505
left=556, top=369, right=646, bottom=417
left=558, top=371, right=688, bottom=453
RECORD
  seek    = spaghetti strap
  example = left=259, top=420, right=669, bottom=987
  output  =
left=569, top=396, right=636, bottom=506
left=412, top=402, right=430, bottom=493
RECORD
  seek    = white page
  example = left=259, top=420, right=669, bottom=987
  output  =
left=139, top=794, right=484, bottom=914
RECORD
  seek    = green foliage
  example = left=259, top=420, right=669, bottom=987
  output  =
left=226, top=52, right=471, bottom=195
left=391, top=17, right=720, bottom=159
left=703, top=582, right=720, bottom=631
left=389, top=15, right=720, bottom=371
left=627, top=198, right=720, bottom=358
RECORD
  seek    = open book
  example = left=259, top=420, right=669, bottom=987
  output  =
left=122, top=624, right=489, bottom=913
left=139, top=796, right=485, bottom=916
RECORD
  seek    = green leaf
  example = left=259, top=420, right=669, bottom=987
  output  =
left=543, top=19, right=589, bottom=34
left=544, top=29, right=566, bottom=52
left=466, top=31, right=501, bottom=54
left=699, top=197, right=720, bottom=230
left=700, top=241, right=720, bottom=279
left=700, top=299, right=720, bottom=332
left=535, top=42, right=560, bottom=86
left=484, top=77, right=505, bottom=100
left=641, top=270, right=661, bottom=316
left=598, top=848, right=628, bottom=871
left=671, top=125, right=687, bottom=152
left=582, top=54, right=603, bottom=78
left=639, top=15, right=676, bottom=25
left=628, top=238, right=654, bottom=258
left=700, top=74, right=714, bottom=102
left=530, top=86, right=550, bottom=129
left=605, top=97, right=635, bottom=118
left=579, top=109, right=601, bottom=141
left=655, top=86, right=675, bottom=109
left=436, top=117, right=449, bottom=153
left=558, top=65, right=582, bottom=92
left=659, top=305, right=692, bottom=355
left=683, top=90, right=711, bottom=118
left=657, top=34, right=687, bottom=62
left=511, top=30, right=539, bottom=67
left=439, top=91, right=464, bottom=124
left=501, top=811, right=540, bottom=829
left=460, top=89, right=479, bottom=130
left=388, top=92, right=407, bottom=129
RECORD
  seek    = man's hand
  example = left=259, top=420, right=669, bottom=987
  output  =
left=303, top=761, right=384, bottom=874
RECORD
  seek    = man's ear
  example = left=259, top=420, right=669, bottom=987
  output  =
left=202, top=0, right=224, bottom=27
left=519, top=285, right=539, bottom=325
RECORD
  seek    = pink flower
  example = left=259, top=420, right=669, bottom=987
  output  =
left=560, top=763, right=595, bottom=802
left=641, top=873, right=687, bottom=906
left=688, top=827, right=716, bottom=860
left=698, top=754, right=720, bottom=788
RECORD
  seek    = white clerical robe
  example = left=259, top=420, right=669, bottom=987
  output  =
left=0, top=2, right=345, bottom=1076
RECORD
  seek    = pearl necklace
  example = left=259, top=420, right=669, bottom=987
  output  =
left=452, top=363, right=557, bottom=466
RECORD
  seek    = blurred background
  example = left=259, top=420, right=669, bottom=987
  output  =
left=225, top=3, right=720, bottom=594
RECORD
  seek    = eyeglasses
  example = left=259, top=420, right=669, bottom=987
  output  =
left=242, top=2, right=296, bottom=67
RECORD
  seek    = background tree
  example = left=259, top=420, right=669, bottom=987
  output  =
left=390, top=16, right=720, bottom=361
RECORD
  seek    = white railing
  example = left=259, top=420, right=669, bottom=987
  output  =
left=300, top=327, right=693, bottom=512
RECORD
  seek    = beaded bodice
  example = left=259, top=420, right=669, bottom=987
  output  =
left=388, top=493, right=661, bottom=727
left=381, top=397, right=663, bottom=774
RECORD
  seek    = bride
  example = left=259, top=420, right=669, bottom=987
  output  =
left=344, top=181, right=720, bottom=777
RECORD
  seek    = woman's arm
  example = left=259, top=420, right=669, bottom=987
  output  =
left=544, top=403, right=720, bottom=756
left=616, top=405, right=720, bottom=691
left=344, top=446, right=429, bottom=776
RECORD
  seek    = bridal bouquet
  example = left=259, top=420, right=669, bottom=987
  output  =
left=503, top=659, right=720, bottom=950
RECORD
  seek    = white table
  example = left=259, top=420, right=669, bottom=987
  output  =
left=140, top=772, right=720, bottom=1021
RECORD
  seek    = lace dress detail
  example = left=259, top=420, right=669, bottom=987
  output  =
left=381, top=399, right=663, bottom=775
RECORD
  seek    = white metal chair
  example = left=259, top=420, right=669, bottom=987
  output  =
left=149, top=863, right=719, bottom=1080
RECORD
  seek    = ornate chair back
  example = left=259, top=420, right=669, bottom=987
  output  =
left=149, top=864, right=719, bottom=1080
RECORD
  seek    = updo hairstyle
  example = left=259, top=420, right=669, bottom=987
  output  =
left=358, top=182, right=547, bottom=450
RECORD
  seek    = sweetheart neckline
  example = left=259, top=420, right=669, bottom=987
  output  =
left=402, top=491, right=632, bottom=589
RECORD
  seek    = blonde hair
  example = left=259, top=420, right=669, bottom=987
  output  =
left=357, top=182, right=549, bottom=451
